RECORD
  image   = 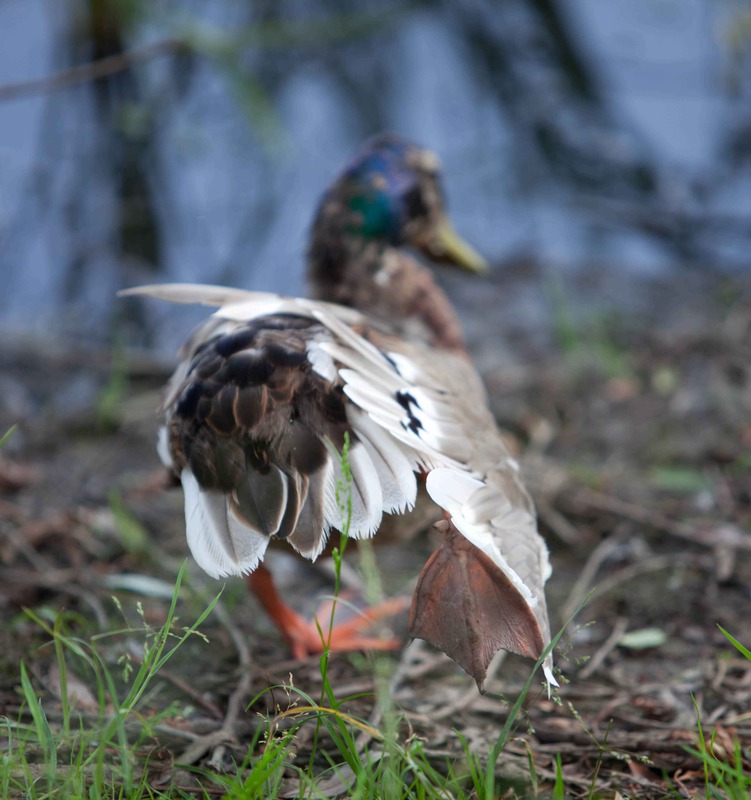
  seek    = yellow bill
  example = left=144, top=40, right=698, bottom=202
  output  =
left=432, top=217, right=488, bottom=275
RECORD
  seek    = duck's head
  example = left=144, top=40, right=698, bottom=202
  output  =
left=309, top=134, right=487, bottom=279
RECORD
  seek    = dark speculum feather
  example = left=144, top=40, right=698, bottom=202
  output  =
left=185, top=428, right=222, bottom=488
left=233, top=386, right=267, bottom=429
left=396, top=390, right=423, bottom=433
left=274, top=475, right=302, bottom=540
left=245, top=441, right=271, bottom=473
left=176, top=381, right=203, bottom=417
left=214, top=327, right=260, bottom=357
left=314, top=387, right=348, bottom=425
left=217, top=351, right=275, bottom=386
left=263, top=341, right=308, bottom=367
left=212, top=438, right=246, bottom=489
left=196, top=396, right=212, bottom=423
left=233, top=465, right=287, bottom=536
left=382, top=351, right=401, bottom=375
left=195, top=354, right=222, bottom=379
left=204, top=385, right=238, bottom=435
left=396, top=390, right=419, bottom=411
left=286, top=424, right=328, bottom=474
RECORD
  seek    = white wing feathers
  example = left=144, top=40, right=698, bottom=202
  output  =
left=425, top=468, right=537, bottom=607
left=181, top=468, right=270, bottom=578
left=346, top=407, right=419, bottom=513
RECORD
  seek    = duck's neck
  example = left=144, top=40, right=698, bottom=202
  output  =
left=306, top=223, right=467, bottom=352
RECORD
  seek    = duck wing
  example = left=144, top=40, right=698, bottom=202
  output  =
left=309, top=317, right=555, bottom=688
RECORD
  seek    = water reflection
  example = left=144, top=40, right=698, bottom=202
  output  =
left=0, top=0, right=748, bottom=348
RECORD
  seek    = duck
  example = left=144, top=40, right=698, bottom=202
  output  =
left=122, top=134, right=555, bottom=690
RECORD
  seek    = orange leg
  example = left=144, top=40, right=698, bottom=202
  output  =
left=246, top=564, right=407, bottom=658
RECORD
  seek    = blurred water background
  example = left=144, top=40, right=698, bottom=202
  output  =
left=0, top=0, right=749, bottom=352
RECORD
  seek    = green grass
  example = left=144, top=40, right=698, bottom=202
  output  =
left=97, top=341, right=130, bottom=432
left=0, top=425, right=17, bottom=448
left=6, top=545, right=744, bottom=798
left=11, top=429, right=743, bottom=799
left=0, top=579, right=567, bottom=799
left=2, top=563, right=220, bottom=798
left=546, top=274, right=634, bottom=380
left=683, top=627, right=751, bottom=800
left=0, top=432, right=558, bottom=798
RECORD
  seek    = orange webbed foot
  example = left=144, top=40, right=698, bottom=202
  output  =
left=247, top=565, right=408, bottom=657
left=270, top=594, right=408, bottom=658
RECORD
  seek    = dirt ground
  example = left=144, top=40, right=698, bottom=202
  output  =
left=1, top=263, right=749, bottom=797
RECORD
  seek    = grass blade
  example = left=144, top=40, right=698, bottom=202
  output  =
left=20, top=661, right=57, bottom=789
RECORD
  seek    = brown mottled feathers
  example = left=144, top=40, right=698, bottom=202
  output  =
left=165, top=314, right=347, bottom=556
left=309, top=249, right=467, bottom=351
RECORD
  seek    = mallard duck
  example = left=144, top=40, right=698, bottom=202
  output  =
left=122, top=135, right=555, bottom=689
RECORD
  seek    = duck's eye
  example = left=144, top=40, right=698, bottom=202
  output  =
left=402, top=185, right=428, bottom=222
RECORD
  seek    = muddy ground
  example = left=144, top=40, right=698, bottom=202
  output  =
left=1, top=263, right=749, bottom=797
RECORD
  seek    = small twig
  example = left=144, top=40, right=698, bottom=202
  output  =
left=431, top=652, right=508, bottom=721
left=391, top=639, right=454, bottom=687
left=564, top=551, right=710, bottom=649
left=353, top=641, right=432, bottom=753
left=537, top=499, right=583, bottom=546
left=1, top=566, right=86, bottom=586
left=157, top=669, right=224, bottom=719
left=213, top=599, right=253, bottom=671
left=571, top=487, right=751, bottom=552
left=0, top=39, right=182, bottom=103
left=1, top=524, right=57, bottom=572
left=561, top=534, right=628, bottom=622
left=176, top=599, right=254, bottom=767
left=578, top=616, right=629, bottom=679
left=592, top=553, right=709, bottom=608
left=1, top=566, right=109, bottom=627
